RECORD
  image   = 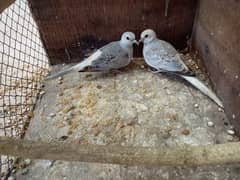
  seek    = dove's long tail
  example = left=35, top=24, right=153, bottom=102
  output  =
left=179, top=75, right=224, bottom=108
left=45, top=50, right=102, bottom=80
left=45, top=65, right=76, bottom=80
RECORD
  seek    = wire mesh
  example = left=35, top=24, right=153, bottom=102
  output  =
left=0, top=0, right=49, bottom=177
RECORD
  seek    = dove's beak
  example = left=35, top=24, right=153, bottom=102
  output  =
left=139, top=38, right=144, bottom=43
left=133, top=40, right=139, bottom=45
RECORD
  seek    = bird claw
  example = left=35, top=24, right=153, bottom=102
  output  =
left=148, top=68, right=162, bottom=74
left=111, top=69, right=124, bottom=74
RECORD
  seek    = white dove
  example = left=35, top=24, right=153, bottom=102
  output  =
left=139, top=29, right=223, bottom=108
left=46, top=32, right=138, bottom=80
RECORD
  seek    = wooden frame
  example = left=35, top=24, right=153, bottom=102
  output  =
left=0, top=0, right=15, bottom=13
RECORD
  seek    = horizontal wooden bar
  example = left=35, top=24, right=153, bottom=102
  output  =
left=1, top=137, right=240, bottom=166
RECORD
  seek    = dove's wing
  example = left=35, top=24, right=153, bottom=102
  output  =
left=90, top=41, right=130, bottom=71
left=143, top=38, right=223, bottom=108
left=46, top=41, right=130, bottom=80
left=144, top=40, right=189, bottom=73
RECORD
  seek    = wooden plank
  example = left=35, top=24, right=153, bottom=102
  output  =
left=0, top=0, right=15, bottom=13
left=0, top=136, right=240, bottom=166
left=28, top=0, right=197, bottom=65
left=192, top=0, right=240, bottom=135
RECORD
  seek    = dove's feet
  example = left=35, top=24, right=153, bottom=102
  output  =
left=148, top=67, right=163, bottom=74
left=111, top=69, right=125, bottom=74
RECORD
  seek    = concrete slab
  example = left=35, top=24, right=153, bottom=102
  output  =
left=13, top=58, right=240, bottom=180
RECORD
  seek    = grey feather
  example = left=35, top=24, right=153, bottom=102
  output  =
left=91, top=42, right=130, bottom=71
left=144, top=39, right=189, bottom=73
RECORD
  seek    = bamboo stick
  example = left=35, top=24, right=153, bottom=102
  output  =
left=0, top=136, right=239, bottom=166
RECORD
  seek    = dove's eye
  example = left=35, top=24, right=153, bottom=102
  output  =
left=145, top=34, right=149, bottom=38
left=126, top=36, right=130, bottom=40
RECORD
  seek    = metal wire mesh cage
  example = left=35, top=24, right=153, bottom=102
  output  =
left=0, top=0, right=49, bottom=176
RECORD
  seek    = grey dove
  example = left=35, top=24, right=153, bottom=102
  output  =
left=139, top=29, right=223, bottom=108
left=46, top=32, right=137, bottom=80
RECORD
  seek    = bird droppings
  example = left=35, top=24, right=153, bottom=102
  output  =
left=194, top=103, right=199, bottom=108
left=227, top=129, right=235, bottom=135
left=14, top=59, right=240, bottom=179
left=49, top=113, right=56, bottom=117
left=140, top=65, right=145, bottom=69
left=24, top=159, right=31, bottom=166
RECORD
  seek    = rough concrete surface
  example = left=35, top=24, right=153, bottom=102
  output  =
left=13, top=58, right=240, bottom=180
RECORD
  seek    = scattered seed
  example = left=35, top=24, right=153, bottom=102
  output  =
left=96, top=85, right=102, bottom=89
left=226, top=134, right=234, bottom=142
left=49, top=113, right=56, bottom=117
left=39, top=91, right=45, bottom=96
left=59, top=136, right=68, bottom=141
left=207, top=121, right=214, bottom=127
left=218, top=108, right=224, bottom=112
left=227, top=129, right=235, bottom=135
left=11, top=169, right=16, bottom=174
left=58, top=92, right=63, bottom=96
left=24, top=159, right=31, bottom=166
left=48, top=160, right=55, bottom=167
left=62, top=105, right=74, bottom=113
left=133, top=80, right=138, bottom=84
left=64, top=116, right=69, bottom=121
left=224, top=122, right=229, bottom=126
left=91, top=122, right=98, bottom=128
left=85, top=74, right=93, bottom=78
left=7, top=176, right=15, bottom=180
left=21, top=169, right=29, bottom=175
left=115, top=121, right=125, bottom=131
left=181, top=129, right=190, bottom=135
left=194, top=104, right=199, bottom=108
left=92, top=128, right=100, bottom=136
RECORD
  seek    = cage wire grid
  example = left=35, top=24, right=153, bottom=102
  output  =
left=0, top=0, right=49, bottom=177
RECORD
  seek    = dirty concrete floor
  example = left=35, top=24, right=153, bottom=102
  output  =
left=13, top=57, right=240, bottom=180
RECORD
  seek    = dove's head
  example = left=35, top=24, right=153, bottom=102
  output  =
left=120, top=32, right=138, bottom=48
left=139, top=29, right=157, bottom=44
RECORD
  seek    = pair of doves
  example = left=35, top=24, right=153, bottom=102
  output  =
left=46, top=29, right=223, bottom=108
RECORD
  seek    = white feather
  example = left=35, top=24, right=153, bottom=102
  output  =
left=46, top=50, right=102, bottom=80
left=72, top=50, right=102, bottom=71
left=180, top=75, right=224, bottom=108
